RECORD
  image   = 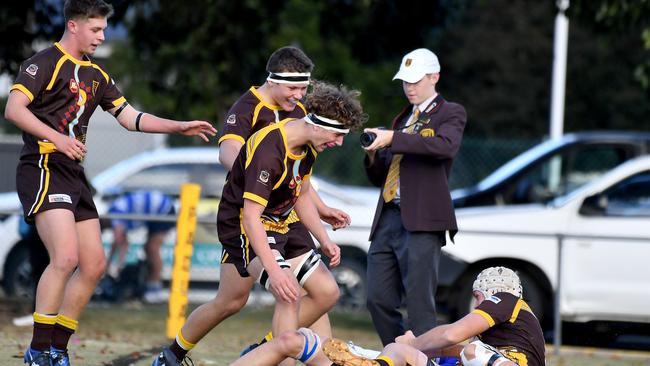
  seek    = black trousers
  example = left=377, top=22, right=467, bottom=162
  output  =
left=366, top=204, right=444, bottom=346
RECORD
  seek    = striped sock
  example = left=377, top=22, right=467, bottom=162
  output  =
left=31, top=313, right=57, bottom=351
left=170, top=330, right=196, bottom=360
left=51, top=314, right=78, bottom=351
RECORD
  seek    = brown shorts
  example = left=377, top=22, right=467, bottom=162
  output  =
left=16, top=154, right=98, bottom=222
left=220, top=231, right=289, bottom=277
left=284, top=220, right=317, bottom=259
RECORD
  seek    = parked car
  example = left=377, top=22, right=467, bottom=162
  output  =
left=0, top=147, right=377, bottom=308
left=441, top=156, right=650, bottom=328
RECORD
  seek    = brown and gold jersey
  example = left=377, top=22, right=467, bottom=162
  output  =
left=217, top=86, right=306, bottom=146
left=473, top=292, right=546, bottom=366
left=11, top=43, right=125, bottom=160
left=217, top=120, right=317, bottom=240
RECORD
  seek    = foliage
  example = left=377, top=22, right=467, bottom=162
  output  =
left=570, top=0, right=650, bottom=89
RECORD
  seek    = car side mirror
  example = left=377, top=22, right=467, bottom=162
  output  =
left=579, top=193, right=607, bottom=216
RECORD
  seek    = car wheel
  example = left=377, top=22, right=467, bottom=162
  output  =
left=331, top=257, right=366, bottom=311
left=452, top=268, right=548, bottom=325
left=3, top=242, right=36, bottom=299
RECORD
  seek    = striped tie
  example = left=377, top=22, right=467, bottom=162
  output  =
left=382, top=109, right=420, bottom=202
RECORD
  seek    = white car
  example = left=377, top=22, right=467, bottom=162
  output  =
left=441, top=156, right=650, bottom=326
left=0, top=147, right=377, bottom=307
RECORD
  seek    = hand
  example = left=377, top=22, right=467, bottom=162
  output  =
left=395, top=330, right=416, bottom=346
left=320, top=240, right=341, bottom=267
left=178, top=120, right=218, bottom=142
left=320, top=207, right=351, bottom=231
left=53, top=134, right=86, bottom=161
left=362, top=128, right=394, bottom=151
left=267, top=268, right=300, bottom=303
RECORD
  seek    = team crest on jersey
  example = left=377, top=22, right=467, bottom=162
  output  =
left=258, top=170, right=270, bottom=184
left=226, top=114, right=237, bottom=125
left=92, top=80, right=99, bottom=96
left=288, top=175, right=302, bottom=189
left=25, top=64, right=39, bottom=77
left=69, top=79, right=79, bottom=94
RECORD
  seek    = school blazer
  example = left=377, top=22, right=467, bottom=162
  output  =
left=364, top=95, right=467, bottom=241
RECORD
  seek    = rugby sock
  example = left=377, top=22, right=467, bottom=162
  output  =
left=170, top=330, right=196, bottom=360
left=260, top=330, right=273, bottom=344
left=31, top=313, right=57, bottom=351
left=51, top=314, right=78, bottom=351
left=375, top=355, right=395, bottom=366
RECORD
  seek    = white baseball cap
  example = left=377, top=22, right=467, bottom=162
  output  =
left=392, top=48, right=441, bottom=83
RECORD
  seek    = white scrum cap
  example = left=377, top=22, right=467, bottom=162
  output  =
left=472, top=266, right=523, bottom=298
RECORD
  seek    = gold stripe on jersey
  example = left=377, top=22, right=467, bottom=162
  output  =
left=261, top=217, right=290, bottom=234
left=250, top=86, right=283, bottom=129
left=112, top=96, right=126, bottom=108
left=218, top=133, right=246, bottom=145
left=47, top=43, right=109, bottom=91
left=38, top=141, right=57, bottom=154
left=502, top=349, right=528, bottom=366
left=509, top=299, right=525, bottom=323
left=221, top=252, right=229, bottom=263
left=296, top=102, right=307, bottom=114
left=32, top=154, right=51, bottom=215
left=10, top=84, right=34, bottom=102
left=473, top=309, right=496, bottom=327
left=244, top=192, right=268, bottom=207
left=244, top=125, right=279, bottom=169
left=286, top=210, right=300, bottom=224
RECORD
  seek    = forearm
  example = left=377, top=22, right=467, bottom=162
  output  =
left=242, top=215, right=281, bottom=273
left=308, top=187, right=328, bottom=216
left=412, top=324, right=456, bottom=353
left=294, top=191, right=330, bottom=245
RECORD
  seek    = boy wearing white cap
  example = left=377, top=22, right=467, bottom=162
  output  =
left=363, top=48, right=467, bottom=346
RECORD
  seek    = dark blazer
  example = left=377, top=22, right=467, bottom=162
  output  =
left=365, top=94, right=467, bottom=241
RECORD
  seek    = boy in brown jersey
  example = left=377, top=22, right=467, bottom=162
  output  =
left=321, top=266, right=546, bottom=366
left=157, top=47, right=349, bottom=363
left=4, top=1, right=216, bottom=365
left=152, top=81, right=365, bottom=366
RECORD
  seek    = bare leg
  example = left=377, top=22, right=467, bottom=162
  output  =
left=58, top=218, right=106, bottom=319
left=297, top=262, right=340, bottom=338
left=34, top=210, right=84, bottom=314
left=180, top=263, right=255, bottom=342
left=144, top=231, right=166, bottom=283
left=230, top=330, right=331, bottom=366
left=322, top=339, right=429, bottom=366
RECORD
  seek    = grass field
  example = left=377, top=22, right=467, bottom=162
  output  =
left=1, top=299, right=649, bottom=365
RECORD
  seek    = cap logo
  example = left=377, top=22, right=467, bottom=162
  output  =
left=405, top=58, right=412, bottom=67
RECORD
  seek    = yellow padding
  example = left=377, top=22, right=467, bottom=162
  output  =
left=376, top=355, right=395, bottom=366
left=177, top=330, right=196, bottom=350
left=56, top=314, right=78, bottom=331
left=264, top=331, right=274, bottom=342
left=33, top=312, right=57, bottom=325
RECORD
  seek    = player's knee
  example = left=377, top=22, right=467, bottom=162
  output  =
left=50, top=254, right=79, bottom=274
left=308, top=275, right=339, bottom=305
left=219, top=295, right=248, bottom=316
left=86, top=256, right=107, bottom=281
left=276, top=331, right=304, bottom=357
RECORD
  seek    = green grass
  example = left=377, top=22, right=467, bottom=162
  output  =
left=1, top=301, right=649, bottom=365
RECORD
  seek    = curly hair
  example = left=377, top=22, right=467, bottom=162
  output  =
left=266, top=46, right=314, bottom=74
left=304, top=80, right=367, bottom=132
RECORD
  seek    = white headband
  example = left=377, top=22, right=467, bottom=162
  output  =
left=303, top=113, right=349, bottom=134
left=267, top=72, right=311, bottom=84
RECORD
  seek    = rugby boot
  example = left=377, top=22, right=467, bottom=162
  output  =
left=50, top=347, right=70, bottom=366
left=322, top=338, right=380, bottom=366
left=24, top=346, right=51, bottom=366
left=152, top=347, right=194, bottom=366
